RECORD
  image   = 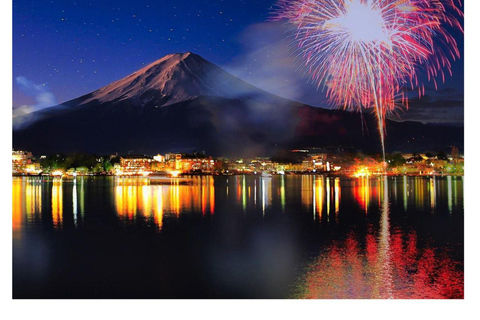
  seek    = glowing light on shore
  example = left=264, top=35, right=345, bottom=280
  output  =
left=51, top=170, right=64, bottom=177
left=353, top=167, right=370, bottom=178
left=169, top=170, right=181, bottom=178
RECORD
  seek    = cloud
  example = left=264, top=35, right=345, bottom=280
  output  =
left=389, top=88, right=464, bottom=125
left=223, top=21, right=331, bottom=108
left=13, top=76, right=58, bottom=129
left=226, top=21, right=464, bottom=126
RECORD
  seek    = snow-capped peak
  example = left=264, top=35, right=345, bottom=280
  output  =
left=82, top=52, right=260, bottom=107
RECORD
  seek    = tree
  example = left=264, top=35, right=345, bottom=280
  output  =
left=103, top=160, right=114, bottom=173
left=385, top=153, right=406, bottom=167
left=437, top=151, right=448, bottom=161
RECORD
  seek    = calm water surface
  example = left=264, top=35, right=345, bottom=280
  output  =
left=12, top=175, right=464, bottom=298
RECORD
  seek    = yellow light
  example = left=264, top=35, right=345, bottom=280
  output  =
left=169, top=170, right=181, bottom=178
left=52, top=170, right=64, bottom=177
left=353, top=167, right=370, bottom=178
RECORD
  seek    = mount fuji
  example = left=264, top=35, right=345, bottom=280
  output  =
left=13, top=52, right=462, bottom=156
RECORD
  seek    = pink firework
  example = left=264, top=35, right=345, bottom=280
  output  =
left=273, top=0, right=463, bottom=159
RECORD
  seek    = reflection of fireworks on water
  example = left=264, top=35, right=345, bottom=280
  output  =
left=273, top=0, right=463, bottom=159
left=292, top=230, right=464, bottom=298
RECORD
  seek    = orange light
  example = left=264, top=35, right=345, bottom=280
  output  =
left=51, top=170, right=64, bottom=177
left=353, top=167, right=370, bottom=178
left=169, top=170, right=181, bottom=178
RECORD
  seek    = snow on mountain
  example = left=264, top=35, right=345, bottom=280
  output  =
left=82, top=52, right=265, bottom=107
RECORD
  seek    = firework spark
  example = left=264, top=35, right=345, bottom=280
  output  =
left=273, top=0, right=463, bottom=160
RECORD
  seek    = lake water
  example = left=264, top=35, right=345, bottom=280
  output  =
left=12, top=175, right=464, bottom=298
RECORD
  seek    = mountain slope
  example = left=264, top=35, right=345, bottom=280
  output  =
left=13, top=52, right=463, bottom=156
left=80, top=52, right=272, bottom=107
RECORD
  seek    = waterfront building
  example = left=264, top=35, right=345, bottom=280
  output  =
left=118, top=155, right=154, bottom=174
left=302, top=154, right=328, bottom=172
left=153, top=154, right=165, bottom=163
left=177, top=157, right=219, bottom=173
left=12, top=150, right=33, bottom=173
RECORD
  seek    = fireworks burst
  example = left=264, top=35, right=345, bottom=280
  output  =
left=273, top=0, right=463, bottom=161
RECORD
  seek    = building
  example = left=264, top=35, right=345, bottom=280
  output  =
left=12, top=150, right=33, bottom=173
left=153, top=154, right=165, bottom=163
left=118, top=155, right=154, bottom=175
left=302, top=154, right=328, bottom=172
left=177, top=157, right=219, bottom=173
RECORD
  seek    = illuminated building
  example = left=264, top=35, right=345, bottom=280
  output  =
left=164, top=153, right=183, bottom=170
left=302, top=154, right=328, bottom=172
left=153, top=154, right=165, bottom=163
left=177, top=157, right=218, bottom=173
left=284, top=163, right=303, bottom=172
left=119, top=155, right=154, bottom=175
left=12, top=150, right=33, bottom=174
left=25, top=163, right=42, bottom=175
left=165, top=153, right=182, bottom=161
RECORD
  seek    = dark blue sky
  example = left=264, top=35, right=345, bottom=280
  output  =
left=13, top=0, right=464, bottom=125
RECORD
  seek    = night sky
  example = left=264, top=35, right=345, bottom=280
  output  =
left=13, top=0, right=464, bottom=125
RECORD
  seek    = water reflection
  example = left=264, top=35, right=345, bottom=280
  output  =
left=295, top=226, right=463, bottom=299
left=12, top=179, right=23, bottom=232
left=315, top=176, right=325, bottom=219
left=71, top=177, right=85, bottom=226
left=447, top=176, right=453, bottom=214
left=113, top=176, right=216, bottom=227
left=261, top=176, right=272, bottom=215
left=12, top=175, right=464, bottom=299
left=353, top=176, right=370, bottom=213
left=305, top=176, right=342, bottom=220
left=430, top=177, right=436, bottom=210
left=335, top=178, right=340, bottom=216
left=378, top=176, right=393, bottom=298
left=294, top=176, right=463, bottom=299
left=346, top=176, right=463, bottom=215
left=51, top=178, right=63, bottom=228
left=12, top=175, right=464, bottom=230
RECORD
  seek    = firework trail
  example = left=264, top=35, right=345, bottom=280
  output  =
left=273, top=0, right=463, bottom=162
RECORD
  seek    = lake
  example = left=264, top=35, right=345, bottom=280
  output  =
left=12, top=175, right=464, bottom=298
